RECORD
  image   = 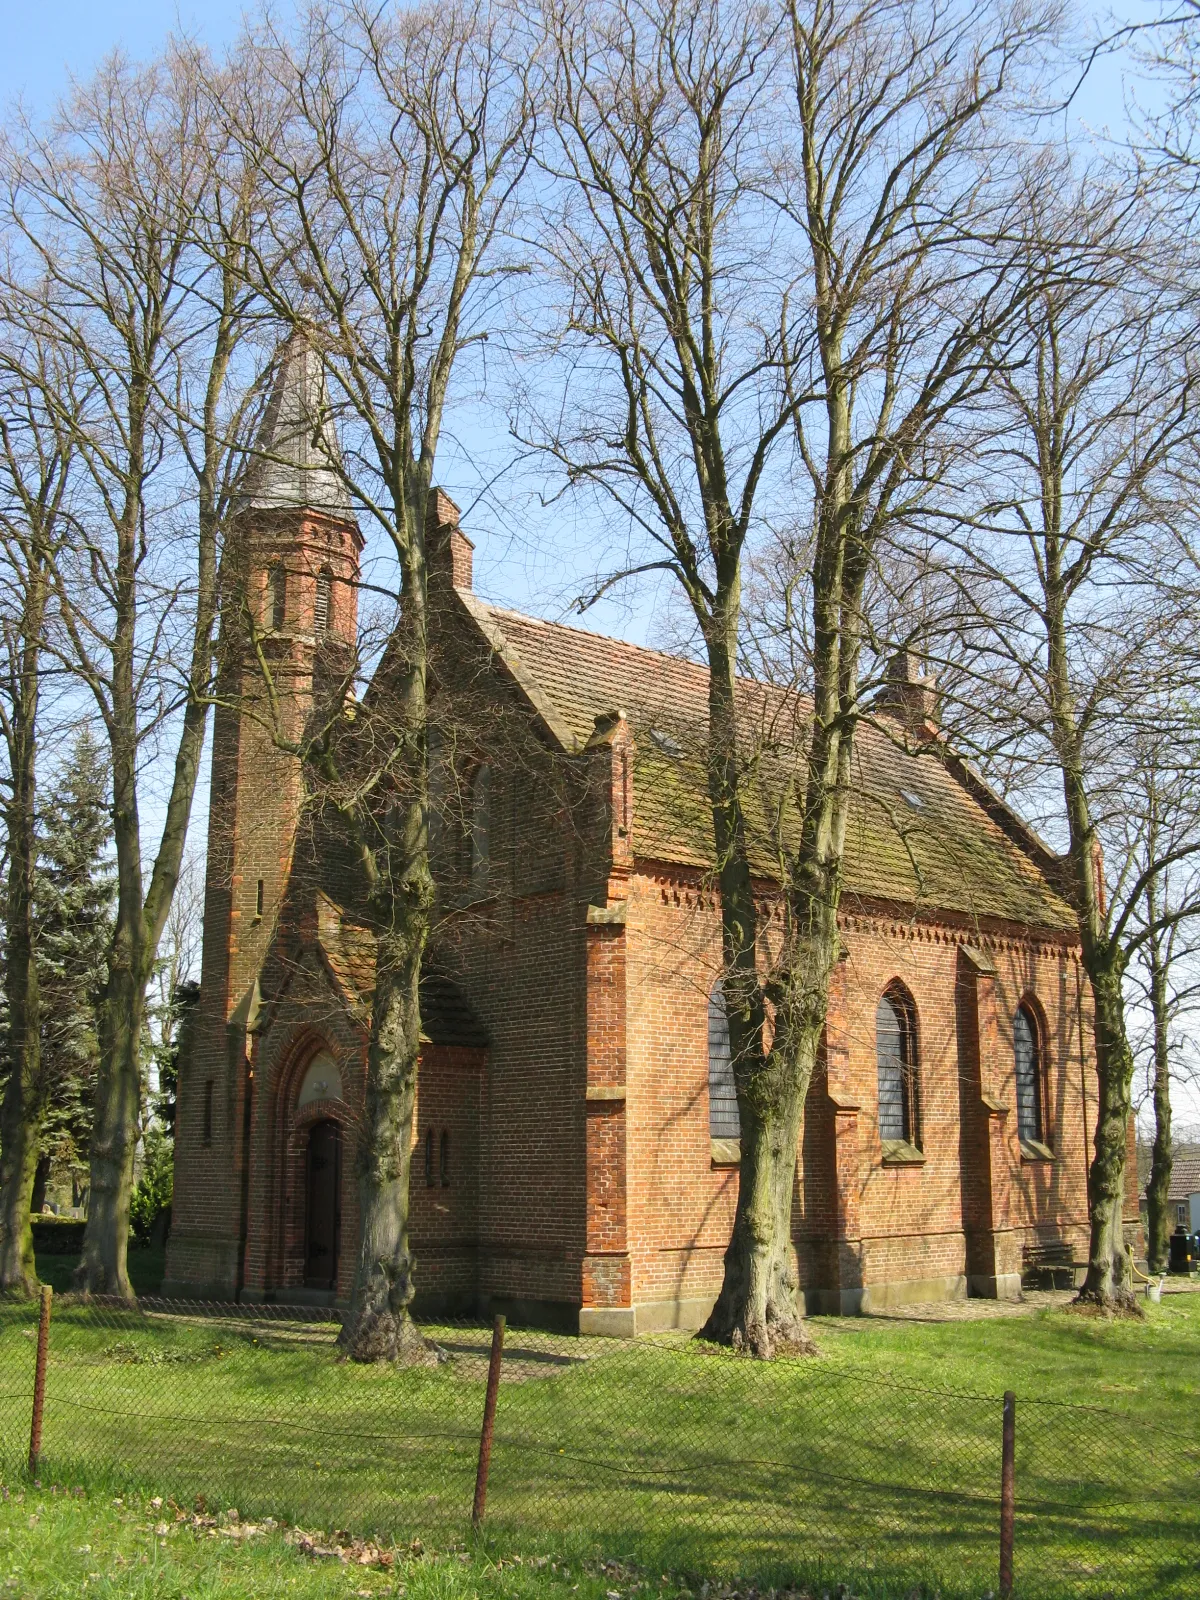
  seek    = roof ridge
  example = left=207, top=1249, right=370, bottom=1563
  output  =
left=470, top=595, right=799, bottom=698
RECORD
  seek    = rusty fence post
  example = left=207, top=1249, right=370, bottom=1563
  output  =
left=999, top=1389, right=1016, bottom=1598
left=28, top=1284, right=52, bottom=1478
left=472, top=1314, right=506, bottom=1529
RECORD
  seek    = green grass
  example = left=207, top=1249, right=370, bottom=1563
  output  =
left=33, top=1245, right=165, bottom=1299
left=3, top=1290, right=1198, bottom=1600
left=0, top=1484, right=658, bottom=1599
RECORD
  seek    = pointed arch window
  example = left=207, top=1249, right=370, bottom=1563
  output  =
left=314, top=567, right=333, bottom=638
left=269, top=562, right=287, bottom=630
left=877, top=986, right=920, bottom=1151
left=1014, top=1004, right=1046, bottom=1148
left=708, top=982, right=740, bottom=1141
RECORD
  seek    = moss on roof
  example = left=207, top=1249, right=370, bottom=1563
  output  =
left=463, top=597, right=1076, bottom=933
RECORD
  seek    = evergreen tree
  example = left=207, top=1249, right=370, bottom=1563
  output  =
left=33, top=729, right=115, bottom=1208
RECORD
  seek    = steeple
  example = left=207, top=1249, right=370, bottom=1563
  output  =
left=242, top=332, right=353, bottom=520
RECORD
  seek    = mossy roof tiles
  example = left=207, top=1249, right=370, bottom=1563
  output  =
left=462, top=597, right=1076, bottom=933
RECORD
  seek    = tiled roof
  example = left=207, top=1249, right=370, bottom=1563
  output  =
left=460, top=595, right=1077, bottom=932
left=1166, top=1156, right=1200, bottom=1201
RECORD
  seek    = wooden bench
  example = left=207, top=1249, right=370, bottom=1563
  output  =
left=1022, top=1241, right=1084, bottom=1290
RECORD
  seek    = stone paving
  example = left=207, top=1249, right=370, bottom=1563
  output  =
left=830, top=1276, right=1200, bottom=1327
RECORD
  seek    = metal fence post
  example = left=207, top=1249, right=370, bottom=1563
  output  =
left=472, top=1314, right=506, bottom=1528
left=28, top=1284, right=52, bottom=1478
left=999, top=1389, right=1016, bottom=1598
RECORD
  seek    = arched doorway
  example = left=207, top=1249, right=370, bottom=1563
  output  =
left=304, top=1119, right=342, bottom=1292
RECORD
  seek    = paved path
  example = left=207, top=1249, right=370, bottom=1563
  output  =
left=828, top=1277, right=1200, bottom=1327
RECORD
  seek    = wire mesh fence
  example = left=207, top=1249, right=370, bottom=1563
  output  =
left=3, top=1291, right=1197, bottom=1599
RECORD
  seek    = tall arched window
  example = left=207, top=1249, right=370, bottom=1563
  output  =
left=424, top=1127, right=435, bottom=1187
left=269, top=562, right=287, bottom=630
left=470, top=764, right=491, bottom=880
left=440, top=1129, right=450, bottom=1187
left=877, top=986, right=920, bottom=1148
left=314, top=567, right=333, bottom=638
left=1014, top=1004, right=1045, bottom=1146
left=708, top=982, right=740, bottom=1140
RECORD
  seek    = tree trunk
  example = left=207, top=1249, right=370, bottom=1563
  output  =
left=75, top=951, right=146, bottom=1299
left=0, top=569, right=46, bottom=1297
left=1145, top=919, right=1173, bottom=1276
left=698, top=364, right=860, bottom=1356
left=1077, top=958, right=1138, bottom=1309
left=338, top=914, right=432, bottom=1362
left=0, top=786, right=41, bottom=1293
left=76, top=326, right=221, bottom=1295
left=30, top=1153, right=52, bottom=1216
left=1040, top=543, right=1139, bottom=1313
left=0, top=1091, right=42, bottom=1294
left=700, top=982, right=827, bottom=1357
left=0, top=962, right=43, bottom=1294
left=697, top=612, right=828, bottom=1357
left=339, top=491, right=434, bottom=1363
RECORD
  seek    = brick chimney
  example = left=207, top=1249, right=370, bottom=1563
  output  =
left=880, top=649, right=938, bottom=737
left=426, top=487, right=474, bottom=591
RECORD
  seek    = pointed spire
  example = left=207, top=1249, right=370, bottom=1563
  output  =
left=242, top=332, right=354, bottom=519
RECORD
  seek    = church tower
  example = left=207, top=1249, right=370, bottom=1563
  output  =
left=164, top=335, right=362, bottom=1299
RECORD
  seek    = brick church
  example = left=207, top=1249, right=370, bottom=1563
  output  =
left=165, top=340, right=1136, bottom=1328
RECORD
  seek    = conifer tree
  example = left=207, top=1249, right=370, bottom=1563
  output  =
left=32, top=729, right=116, bottom=1210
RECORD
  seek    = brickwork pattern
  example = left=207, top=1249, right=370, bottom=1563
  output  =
left=169, top=487, right=1113, bottom=1327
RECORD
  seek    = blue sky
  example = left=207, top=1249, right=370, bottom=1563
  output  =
left=0, top=3, right=248, bottom=109
left=0, top=3, right=1154, bottom=122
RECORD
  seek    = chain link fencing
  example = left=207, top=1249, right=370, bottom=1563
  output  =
left=3, top=1292, right=1196, bottom=1599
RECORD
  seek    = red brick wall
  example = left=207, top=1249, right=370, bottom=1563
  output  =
left=241, top=956, right=483, bottom=1309
left=166, top=505, right=361, bottom=1299
left=622, top=868, right=1095, bottom=1321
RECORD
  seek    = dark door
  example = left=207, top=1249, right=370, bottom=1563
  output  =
left=304, top=1120, right=341, bottom=1292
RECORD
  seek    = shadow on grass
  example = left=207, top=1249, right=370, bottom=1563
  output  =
left=1, top=1298, right=1197, bottom=1600
left=33, top=1245, right=165, bottom=1298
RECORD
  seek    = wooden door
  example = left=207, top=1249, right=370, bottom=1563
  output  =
left=304, top=1120, right=341, bottom=1292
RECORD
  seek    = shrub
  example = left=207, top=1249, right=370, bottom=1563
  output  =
left=130, top=1126, right=174, bottom=1246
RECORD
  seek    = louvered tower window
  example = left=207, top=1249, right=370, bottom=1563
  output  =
left=269, top=562, right=287, bottom=630
left=314, top=567, right=333, bottom=638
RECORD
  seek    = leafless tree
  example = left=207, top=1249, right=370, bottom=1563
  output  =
left=208, top=0, right=537, bottom=1359
left=932, top=157, right=1200, bottom=1306
left=0, top=49, right=263, bottom=1297
left=0, top=315, right=79, bottom=1293
left=1109, top=742, right=1200, bottom=1274
left=526, top=0, right=1059, bottom=1354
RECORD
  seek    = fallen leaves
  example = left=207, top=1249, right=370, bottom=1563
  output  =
left=285, top=1527, right=398, bottom=1568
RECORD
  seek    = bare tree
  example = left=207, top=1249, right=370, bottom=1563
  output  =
left=1, top=49, right=261, bottom=1297
left=0, top=316, right=78, bottom=1293
left=528, top=0, right=1057, bottom=1354
left=209, top=0, right=536, bottom=1359
left=935, top=159, right=1200, bottom=1306
left=1116, top=747, right=1200, bottom=1274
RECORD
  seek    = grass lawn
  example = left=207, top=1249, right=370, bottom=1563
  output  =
left=2, top=1285, right=1197, bottom=1600
left=0, top=1484, right=662, bottom=1600
left=33, top=1245, right=165, bottom=1299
